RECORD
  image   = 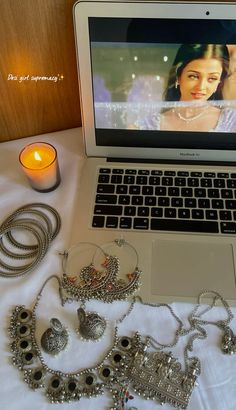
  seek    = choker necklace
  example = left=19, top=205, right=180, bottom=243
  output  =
left=8, top=277, right=212, bottom=409
left=173, top=106, right=208, bottom=122
left=60, top=239, right=142, bottom=304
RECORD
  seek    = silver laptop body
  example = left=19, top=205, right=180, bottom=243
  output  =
left=73, top=0, right=236, bottom=304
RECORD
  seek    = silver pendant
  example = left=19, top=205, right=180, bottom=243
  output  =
left=222, top=327, right=236, bottom=355
left=41, top=318, right=69, bottom=355
left=77, top=307, right=106, bottom=341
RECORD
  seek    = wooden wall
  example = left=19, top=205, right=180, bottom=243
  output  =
left=0, top=0, right=81, bottom=142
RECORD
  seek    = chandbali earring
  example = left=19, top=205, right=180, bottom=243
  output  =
left=41, top=318, right=69, bottom=355
left=60, top=238, right=142, bottom=304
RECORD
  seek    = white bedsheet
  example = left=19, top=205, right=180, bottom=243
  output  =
left=0, top=128, right=235, bottom=410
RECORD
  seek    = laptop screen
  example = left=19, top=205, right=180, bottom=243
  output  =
left=89, top=17, right=236, bottom=151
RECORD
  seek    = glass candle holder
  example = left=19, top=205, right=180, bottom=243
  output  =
left=19, top=142, right=61, bottom=192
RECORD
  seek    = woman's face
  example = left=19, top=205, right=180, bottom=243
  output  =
left=178, top=58, right=223, bottom=101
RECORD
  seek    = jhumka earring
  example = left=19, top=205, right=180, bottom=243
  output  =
left=41, top=318, right=69, bottom=355
left=77, top=306, right=106, bottom=341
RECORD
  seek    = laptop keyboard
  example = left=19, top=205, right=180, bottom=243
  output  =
left=92, top=167, right=236, bottom=234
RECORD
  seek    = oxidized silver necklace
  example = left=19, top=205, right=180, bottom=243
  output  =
left=7, top=275, right=212, bottom=409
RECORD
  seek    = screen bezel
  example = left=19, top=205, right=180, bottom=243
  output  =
left=73, top=1, right=236, bottom=162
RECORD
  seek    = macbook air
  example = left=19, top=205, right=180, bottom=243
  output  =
left=72, top=0, right=236, bottom=304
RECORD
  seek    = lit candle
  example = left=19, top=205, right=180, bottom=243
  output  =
left=19, top=142, right=61, bottom=192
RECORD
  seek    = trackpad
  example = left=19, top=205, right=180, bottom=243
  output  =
left=151, top=239, right=236, bottom=299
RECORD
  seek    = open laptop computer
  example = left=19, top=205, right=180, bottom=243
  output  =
left=73, top=0, right=236, bottom=304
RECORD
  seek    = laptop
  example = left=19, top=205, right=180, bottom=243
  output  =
left=72, top=0, right=236, bottom=305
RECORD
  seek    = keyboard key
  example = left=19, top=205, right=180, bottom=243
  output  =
left=120, top=217, right=132, bottom=229
left=151, top=170, right=163, bottom=175
left=175, top=177, right=186, bottom=186
left=226, top=200, right=236, bottom=209
left=138, top=169, right=149, bottom=175
left=151, top=219, right=218, bottom=233
left=98, top=174, right=110, bottom=183
left=133, top=218, right=149, bottom=229
left=92, top=216, right=105, bottom=227
left=177, top=171, right=189, bottom=176
left=201, top=178, right=212, bottom=187
left=97, top=184, right=115, bottom=193
left=192, top=209, right=204, bottom=219
left=214, top=179, right=225, bottom=188
left=187, top=178, right=199, bottom=187
left=124, top=206, right=136, bottom=216
left=136, top=176, right=148, bottom=185
left=227, top=179, right=236, bottom=188
left=99, top=168, right=111, bottom=174
left=142, top=186, right=153, bottom=195
left=112, top=168, right=124, bottom=174
left=162, top=177, right=173, bottom=186
left=164, top=170, right=176, bottom=176
left=125, top=169, right=136, bottom=174
left=111, top=175, right=122, bottom=184
left=145, top=196, right=156, bottom=206
left=181, top=187, right=193, bottom=197
left=198, top=199, right=210, bottom=208
left=94, top=205, right=123, bottom=215
left=205, top=210, right=218, bottom=220
left=138, top=207, right=149, bottom=216
left=129, top=185, right=140, bottom=194
left=171, top=198, right=183, bottom=207
left=155, top=187, right=167, bottom=196
left=178, top=209, right=190, bottom=218
left=116, top=185, right=128, bottom=194
left=165, top=208, right=177, bottom=218
left=218, top=173, right=229, bottom=178
left=124, top=175, right=135, bottom=184
left=106, top=217, right=118, bottom=228
left=221, top=222, right=236, bottom=234
left=118, top=195, right=130, bottom=205
left=96, top=194, right=117, bottom=204
left=191, top=171, right=202, bottom=177
left=132, top=196, right=143, bottom=205
left=204, top=172, right=215, bottom=177
left=195, top=188, right=207, bottom=197
left=151, top=207, right=163, bottom=217
left=208, top=189, right=220, bottom=198
left=219, top=210, right=232, bottom=220
left=149, top=176, right=161, bottom=185
left=168, top=187, right=180, bottom=196
left=158, top=197, right=170, bottom=207
left=212, top=199, right=224, bottom=209
left=221, top=189, right=233, bottom=199
left=185, top=198, right=197, bottom=207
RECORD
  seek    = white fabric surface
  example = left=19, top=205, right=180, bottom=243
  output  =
left=0, top=127, right=235, bottom=410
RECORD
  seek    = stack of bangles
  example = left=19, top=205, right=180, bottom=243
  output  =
left=0, top=203, right=61, bottom=278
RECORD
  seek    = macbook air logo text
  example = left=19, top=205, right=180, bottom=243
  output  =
left=179, top=152, right=200, bottom=157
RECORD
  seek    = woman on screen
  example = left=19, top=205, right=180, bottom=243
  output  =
left=136, top=44, right=236, bottom=132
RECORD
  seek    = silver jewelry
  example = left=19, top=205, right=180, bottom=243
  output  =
left=0, top=203, right=61, bottom=277
left=61, top=238, right=141, bottom=304
left=173, top=106, right=208, bottom=122
left=187, top=290, right=235, bottom=355
left=77, top=306, right=106, bottom=341
left=41, top=318, right=69, bottom=355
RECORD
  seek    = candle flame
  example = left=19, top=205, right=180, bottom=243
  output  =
left=34, top=151, right=42, bottom=161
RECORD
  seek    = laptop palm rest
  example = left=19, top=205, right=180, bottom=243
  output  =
left=151, top=239, right=236, bottom=300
